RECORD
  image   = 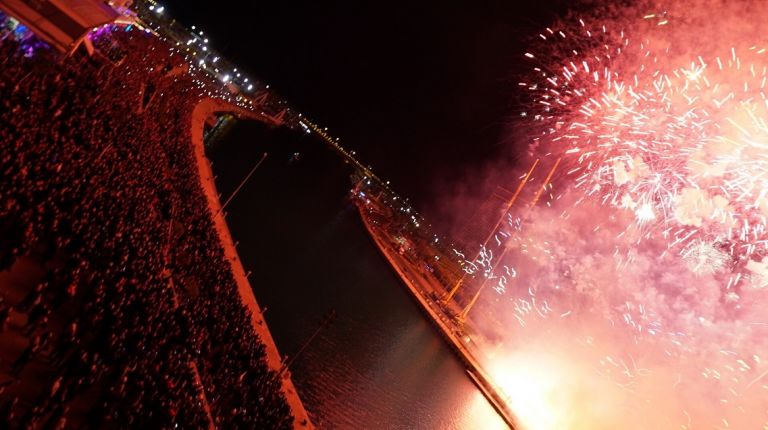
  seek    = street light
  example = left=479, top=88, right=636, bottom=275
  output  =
left=279, top=310, right=337, bottom=377
left=215, top=152, right=268, bottom=218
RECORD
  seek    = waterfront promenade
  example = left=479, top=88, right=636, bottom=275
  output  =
left=354, top=195, right=518, bottom=430
left=191, top=99, right=314, bottom=429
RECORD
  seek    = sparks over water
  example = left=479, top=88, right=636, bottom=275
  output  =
left=461, top=1, right=768, bottom=428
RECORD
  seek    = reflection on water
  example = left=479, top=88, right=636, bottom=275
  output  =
left=210, top=121, right=506, bottom=429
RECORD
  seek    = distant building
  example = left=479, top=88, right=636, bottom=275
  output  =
left=0, top=0, right=119, bottom=53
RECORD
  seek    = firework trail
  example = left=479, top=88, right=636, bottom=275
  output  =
left=461, top=1, right=768, bottom=428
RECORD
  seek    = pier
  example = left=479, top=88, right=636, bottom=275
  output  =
left=354, top=195, right=519, bottom=430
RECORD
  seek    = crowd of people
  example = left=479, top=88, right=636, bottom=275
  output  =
left=0, top=19, right=293, bottom=429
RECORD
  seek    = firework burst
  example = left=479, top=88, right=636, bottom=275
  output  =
left=460, top=3, right=768, bottom=429
left=523, top=12, right=768, bottom=277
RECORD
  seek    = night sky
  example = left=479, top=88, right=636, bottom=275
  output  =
left=163, top=0, right=571, bottom=219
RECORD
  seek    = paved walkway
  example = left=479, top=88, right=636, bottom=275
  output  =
left=190, top=98, right=314, bottom=429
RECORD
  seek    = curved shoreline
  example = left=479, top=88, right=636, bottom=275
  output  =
left=191, top=98, right=314, bottom=429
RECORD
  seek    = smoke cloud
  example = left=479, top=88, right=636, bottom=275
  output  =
left=458, top=1, right=768, bottom=428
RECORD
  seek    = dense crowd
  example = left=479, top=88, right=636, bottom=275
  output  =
left=0, top=21, right=293, bottom=429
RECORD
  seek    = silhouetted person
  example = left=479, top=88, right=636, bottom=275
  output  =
left=0, top=397, right=19, bottom=429
left=15, top=283, right=43, bottom=313
left=12, top=342, right=34, bottom=376
left=23, top=303, right=48, bottom=336
left=0, top=296, right=9, bottom=332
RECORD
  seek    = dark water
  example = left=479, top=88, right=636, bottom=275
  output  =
left=210, top=121, right=506, bottom=429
